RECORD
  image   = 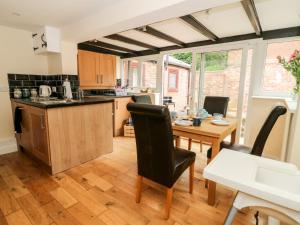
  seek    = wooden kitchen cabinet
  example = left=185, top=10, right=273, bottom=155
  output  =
left=30, top=107, right=50, bottom=165
left=11, top=100, right=113, bottom=174
left=114, top=97, right=132, bottom=136
left=11, top=103, right=51, bottom=165
left=78, top=50, right=116, bottom=88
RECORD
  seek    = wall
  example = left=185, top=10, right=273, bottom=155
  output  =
left=0, top=25, right=49, bottom=154
left=289, top=96, right=300, bottom=168
left=0, top=25, right=78, bottom=155
left=244, top=97, right=287, bottom=159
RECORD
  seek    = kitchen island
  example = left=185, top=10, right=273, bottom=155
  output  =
left=11, top=97, right=114, bottom=174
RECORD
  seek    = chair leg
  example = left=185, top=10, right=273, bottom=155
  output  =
left=165, top=187, right=173, bottom=220
left=188, top=139, right=192, bottom=150
left=189, top=161, right=195, bottom=194
left=205, top=158, right=211, bottom=188
left=136, top=175, right=143, bottom=203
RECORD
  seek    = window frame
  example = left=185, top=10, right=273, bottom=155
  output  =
left=254, top=37, right=300, bottom=98
left=167, top=68, right=179, bottom=92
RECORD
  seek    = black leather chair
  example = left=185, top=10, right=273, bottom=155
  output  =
left=207, top=105, right=287, bottom=160
left=132, top=95, right=152, bottom=104
left=188, top=96, right=230, bottom=151
left=127, top=103, right=196, bottom=219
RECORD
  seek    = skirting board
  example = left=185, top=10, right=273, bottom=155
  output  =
left=0, top=138, right=17, bottom=155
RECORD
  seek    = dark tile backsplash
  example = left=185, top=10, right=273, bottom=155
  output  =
left=7, top=73, right=79, bottom=98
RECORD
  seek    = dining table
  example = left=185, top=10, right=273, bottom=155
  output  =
left=172, top=117, right=238, bottom=206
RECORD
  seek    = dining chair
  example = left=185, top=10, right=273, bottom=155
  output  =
left=188, top=96, right=230, bottom=152
left=127, top=103, right=196, bottom=219
left=205, top=105, right=287, bottom=188
left=132, top=95, right=152, bottom=104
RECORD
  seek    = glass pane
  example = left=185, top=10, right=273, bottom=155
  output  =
left=262, top=40, right=300, bottom=94
left=129, top=60, right=139, bottom=87
left=193, top=53, right=201, bottom=110
left=141, top=60, right=157, bottom=88
left=122, top=61, right=129, bottom=87
left=163, top=54, right=192, bottom=111
left=202, top=49, right=243, bottom=117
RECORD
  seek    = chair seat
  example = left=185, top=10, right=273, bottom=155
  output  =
left=173, top=148, right=196, bottom=185
left=206, top=141, right=251, bottom=159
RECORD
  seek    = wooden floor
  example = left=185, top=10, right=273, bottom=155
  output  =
left=0, top=137, right=261, bottom=225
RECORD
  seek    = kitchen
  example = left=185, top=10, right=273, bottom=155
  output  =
left=0, top=0, right=300, bottom=225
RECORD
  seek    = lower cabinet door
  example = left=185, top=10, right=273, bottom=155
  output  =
left=30, top=108, right=51, bottom=165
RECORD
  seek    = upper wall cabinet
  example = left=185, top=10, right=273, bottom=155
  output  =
left=78, top=50, right=116, bottom=88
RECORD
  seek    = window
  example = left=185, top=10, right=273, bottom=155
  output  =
left=168, top=69, right=178, bottom=92
left=141, top=60, right=157, bottom=88
left=129, top=60, right=139, bottom=87
left=262, top=40, right=300, bottom=95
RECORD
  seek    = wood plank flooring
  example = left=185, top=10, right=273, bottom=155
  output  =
left=0, top=137, right=264, bottom=225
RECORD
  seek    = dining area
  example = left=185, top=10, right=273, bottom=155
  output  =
left=128, top=94, right=299, bottom=224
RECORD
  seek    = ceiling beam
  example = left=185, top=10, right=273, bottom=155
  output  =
left=86, top=40, right=138, bottom=54
left=180, top=15, right=218, bottom=41
left=241, top=0, right=262, bottom=36
left=121, top=26, right=300, bottom=58
left=78, top=43, right=130, bottom=57
left=105, top=34, right=159, bottom=51
left=135, top=26, right=186, bottom=47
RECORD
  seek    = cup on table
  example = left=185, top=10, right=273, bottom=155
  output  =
left=213, top=113, right=223, bottom=120
left=192, top=117, right=201, bottom=126
left=170, top=111, right=177, bottom=122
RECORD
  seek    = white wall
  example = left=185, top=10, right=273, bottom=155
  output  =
left=0, top=25, right=49, bottom=154
left=289, top=96, right=300, bottom=168
left=0, top=25, right=78, bottom=155
left=244, top=97, right=288, bottom=160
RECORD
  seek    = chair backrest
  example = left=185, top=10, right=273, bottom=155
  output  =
left=203, top=96, right=230, bottom=117
left=251, top=106, right=287, bottom=156
left=127, top=103, right=175, bottom=187
left=132, top=95, right=152, bottom=104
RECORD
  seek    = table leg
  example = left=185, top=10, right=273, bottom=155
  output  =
left=208, top=139, right=220, bottom=205
left=230, top=129, right=237, bottom=145
left=175, top=136, right=181, bottom=148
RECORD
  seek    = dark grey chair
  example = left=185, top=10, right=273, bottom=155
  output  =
left=132, top=95, right=152, bottom=104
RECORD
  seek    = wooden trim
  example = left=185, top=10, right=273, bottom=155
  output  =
left=180, top=15, right=218, bottom=41
left=136, top=26, right=186, bottom=47
left=241, top=0, right=262, bottom=36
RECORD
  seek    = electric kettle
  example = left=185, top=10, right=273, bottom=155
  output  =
left=39, top=85, right=52, bottom=97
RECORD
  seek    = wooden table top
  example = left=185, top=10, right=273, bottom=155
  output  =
left=172, top=118, right=238, bottom=138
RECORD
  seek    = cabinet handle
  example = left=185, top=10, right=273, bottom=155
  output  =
left=101, top=75, right=103, bottom=84
left=116, top=101, right=118, bottom=110
left=40, top=116, right=45, bottom=129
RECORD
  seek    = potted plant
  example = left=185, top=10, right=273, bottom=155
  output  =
left=277, top=50, right=300, bottom=96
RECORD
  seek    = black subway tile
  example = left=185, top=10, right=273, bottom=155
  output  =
left=9, top=80, right=22, bottom=87
left=15, top=74, right=29, bottom=80
left=7, top=74, right=15, bottom=80
left=22, top=80, right=35, bottom=86
left=29, top=75, right=42, bottom=80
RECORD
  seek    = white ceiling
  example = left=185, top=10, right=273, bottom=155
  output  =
left=0, top=0, right=240, bottom=42
left=0, top=0, right=113, bottom=31
left=255, top=0, right=300, bottom=31
left=192, top=2, right=254, bottom=38
left=0, top=0, right=298, bottom=47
